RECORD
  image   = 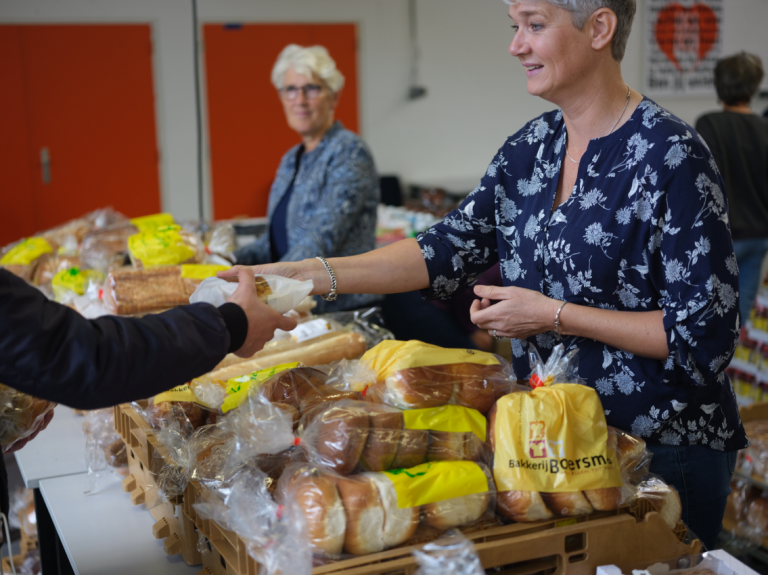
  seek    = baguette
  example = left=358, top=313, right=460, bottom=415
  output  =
left=209, top=332, right=367, bottom=381
left=103, top=266, right=189, bottom=315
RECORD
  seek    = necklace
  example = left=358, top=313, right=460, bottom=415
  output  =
left=565, top=84, right=631, bottom=164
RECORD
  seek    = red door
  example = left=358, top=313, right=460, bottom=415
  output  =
left=0, top=25, right=161, bottom=247
left=204, top=23, right=359, bottom=220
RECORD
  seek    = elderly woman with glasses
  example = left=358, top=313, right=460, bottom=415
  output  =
left=233, top=44, right=380, bottom=312
left=223, top=0, right=745, bottom=546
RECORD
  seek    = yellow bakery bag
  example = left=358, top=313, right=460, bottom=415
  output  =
left=493, top=345, right=622, bottom=493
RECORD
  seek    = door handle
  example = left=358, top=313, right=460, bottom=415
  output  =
left=40, top=147, right=51, bottom=184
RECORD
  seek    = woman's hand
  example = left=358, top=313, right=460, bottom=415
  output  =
left=470, top=285, right=560, bottom=339
left=217, top=259, right=331, bottom=296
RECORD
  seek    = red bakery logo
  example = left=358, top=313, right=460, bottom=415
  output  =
left=655, top=2, right=718, bottom=71
left=528, top=421, right=547, bottom=459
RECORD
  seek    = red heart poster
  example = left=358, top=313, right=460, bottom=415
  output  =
left=645, top=0, right=722, bottom=94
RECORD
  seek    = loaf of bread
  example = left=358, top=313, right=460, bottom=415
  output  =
left=496, top=490, right=554, bottom=522
left=422, top=464, right=493, bottom=530
left=209, top=332, right=368, bottom=381
left=33, top=254, right=85, bottom=287
left=80, top=222, right=138, bottom=269
left=307, top=404, right=370, bottom=475
left=0, top=384, right=55, bottom=447
left=40, top=217, right=92, bottom=245
left=260, top=367, right=330, bottom=409
left=541, top=491, right=595, bottom=517
left=359, top=407, right=404, bottom=472
left=293, top=474, right=347, bottom=556
left=103, top=266, right=192, bottom=315
left=636, top=476, right=683, bottom=529
left=335, top=474, right=387, bottom=555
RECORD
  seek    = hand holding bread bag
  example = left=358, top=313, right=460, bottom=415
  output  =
left=491, top=344, right=635, bottom=522
left=360, top=340, right=515, bottom=414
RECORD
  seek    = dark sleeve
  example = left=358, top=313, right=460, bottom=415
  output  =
left=0, top=269, right=246, bottom=409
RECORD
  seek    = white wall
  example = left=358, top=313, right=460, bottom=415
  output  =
left=3, top=0, right=767, bottom=220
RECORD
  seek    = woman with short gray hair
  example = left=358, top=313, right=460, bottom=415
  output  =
left=234, top=44, right=380, bottom=313
left=226, top=2, right=745, bottom=546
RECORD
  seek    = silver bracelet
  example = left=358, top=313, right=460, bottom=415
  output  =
left=315, top=257, right=338, bottom=302
left=554, top=301, right=569, bottom=339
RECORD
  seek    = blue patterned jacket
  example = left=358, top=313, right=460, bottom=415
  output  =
left=234, top=122, right=381, bottom=313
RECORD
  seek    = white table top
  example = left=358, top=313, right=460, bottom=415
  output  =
left=14, top=406, right=89, bottom=489
left=39, top=473, right=200, bottom=575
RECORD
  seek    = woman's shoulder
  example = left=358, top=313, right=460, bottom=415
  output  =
left=631, top=97, right=714, bottom=158
left=498, top=109, right=564, bottom=156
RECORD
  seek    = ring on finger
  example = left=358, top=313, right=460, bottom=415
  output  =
left=493, top=329, right=502, bottom=340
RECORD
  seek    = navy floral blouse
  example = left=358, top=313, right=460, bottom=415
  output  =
left=417, top=98, right=747, bottom=451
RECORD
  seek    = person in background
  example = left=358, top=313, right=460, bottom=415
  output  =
left=223, top=0, right=745, bottom=548
left=0, top=267, right=296, bottom=517
left=233, top=44, right=380, bottom=313
left=695, top=52, right=768, bottom=323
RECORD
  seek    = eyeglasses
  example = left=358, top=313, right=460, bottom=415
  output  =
left=280, top=84, right=324, bottom=101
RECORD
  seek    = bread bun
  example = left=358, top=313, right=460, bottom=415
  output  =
left=452, top=363, right=501, bottom=414
left=382, top=366, right=455, bottom=409
left=426, top=431, right=482, bottom=463
left=391, top=428, right=429, bottom=469
left=422, top=465, right=492, bottom=530
left=310, top=405, right=370, bottom=475
left=260, top=367, right=329, bottom=409
left=364, top=472, right=419, bottom=547
left=359, top=409, right=403, bottom=472
left=541, top=491, right=594, bottom=517
left=0, top=386, right=54, bottom=446
left=496, top=490, right=554, bottom=522
left=335, top=475, right=386, bottom=555
left=104, top=438, right=128, bottom=468
left=293, top=475, right=347, bottom=556
left=583, top=487, right=622, bottom=511
left=487, top=403, right=497, bottom=450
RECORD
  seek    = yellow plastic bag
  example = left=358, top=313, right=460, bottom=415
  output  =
left=492, top=345, right=622, bottom=493
left=384, top=460, right=489, bottom=508
left=51, top=267, right=102, bottom=302
left=0, top=237, right=53, bottom=266
left=128, top=225, right=197, bottom=267
left=130, top=212, right=176, bottom=233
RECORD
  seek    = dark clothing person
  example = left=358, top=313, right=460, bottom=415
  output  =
left=696, top=111, right=768, bottom=319
left=0, top=268, right=246, bottom=410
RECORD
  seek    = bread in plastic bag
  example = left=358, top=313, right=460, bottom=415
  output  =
left=0, top=237, right=55, bottom=282
left=360, top=340, right=515, bottom=414
left=490, top=344, right=639, bottom=522
left=276, top=460, right=495, bottom=558
left=0, top=384, right=55, bottom=451
left=102, top=266, right=195, bottom=315
left=128, top=224, right=205, bottom=268
left=412, top=529, right=485, bottom=575
left=190, top=273, right=314, bottom=314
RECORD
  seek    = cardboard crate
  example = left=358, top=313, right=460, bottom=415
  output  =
left=185, top=478, right=698, bottom=575
left=114, top=402, right=202, bottom=566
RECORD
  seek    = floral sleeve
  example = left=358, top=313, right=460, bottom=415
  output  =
left=416, top=154, right=502, bottom=300
left=649, top=131, right=740, bottom=387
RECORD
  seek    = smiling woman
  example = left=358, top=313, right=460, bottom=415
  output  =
left=223, top=1, right=745, bottom=548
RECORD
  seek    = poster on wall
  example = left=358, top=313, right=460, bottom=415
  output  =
left=645, top=0, right=722, bottom=95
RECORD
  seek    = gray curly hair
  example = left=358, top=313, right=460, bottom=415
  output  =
left=504, top=0, right=636, bottom=61
left=271, top=44, right=345, bottom=93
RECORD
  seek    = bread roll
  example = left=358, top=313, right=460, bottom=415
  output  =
left=335, top=475, right=386, bottom=555
left=381, top=366, right=455, bottom=409
left=497, top=490, right=554, bottom=522
left=105, top=438, right=128, bottom=468
left=391, top=428, right=429, bottom=469
left=149, top=401, right=207, bottom=430
left=310, top=405, right=370, bottom=475
left=0, top=385, right=54, bottom=446
left=452, top=363, right=501, bottom=414
left=541, top=491, right=594, bottom=517
left=294, top=475, right=347, bottom=556
left=640, top=486, right=683, bottom=529
left=364, top=472, right=419, bottom=547
left=359, top=409, right=403, bottom=472
left=487, top=402, right=498, bottom=449
left=422, top=464, right=492, bottom=530
left=426, top=431, right=483, bottom=463
left=583, top=487, right=622, bottom=511
left=208, top=332, right=367, bottom=381
left=260, top=367, right=329, bottom=409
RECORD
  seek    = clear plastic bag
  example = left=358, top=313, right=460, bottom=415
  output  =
left=82, top=408, right=128, bottom=494
left=276, top=460, right=496, bottom=559
left=189, top=273, right=314, bottom=314
left=361, top=340, right=516, bottom=414
left=0, top=384, right=55, bottom=453
left=412, top=530, right=485, bottom=575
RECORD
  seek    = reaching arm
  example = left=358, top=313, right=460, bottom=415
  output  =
left=219, top=238, right=430, bottom=296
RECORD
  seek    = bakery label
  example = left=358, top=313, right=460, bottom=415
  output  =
left=221, top=362, right=300, bottom=413
left=181, top=264, right=230, bottom=280
left=402, top=405, right=486, bottom=441
left=384, top=461, right=488, bottom=509
left=128, top=226, right=195, bottom=267
left=0, top=237, right=53, bottom=266
left=130, top=212, right=176, bottom=232
left=493, top=384, right=622, bottom=492
left=362, top=340, right=500, bottom=380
